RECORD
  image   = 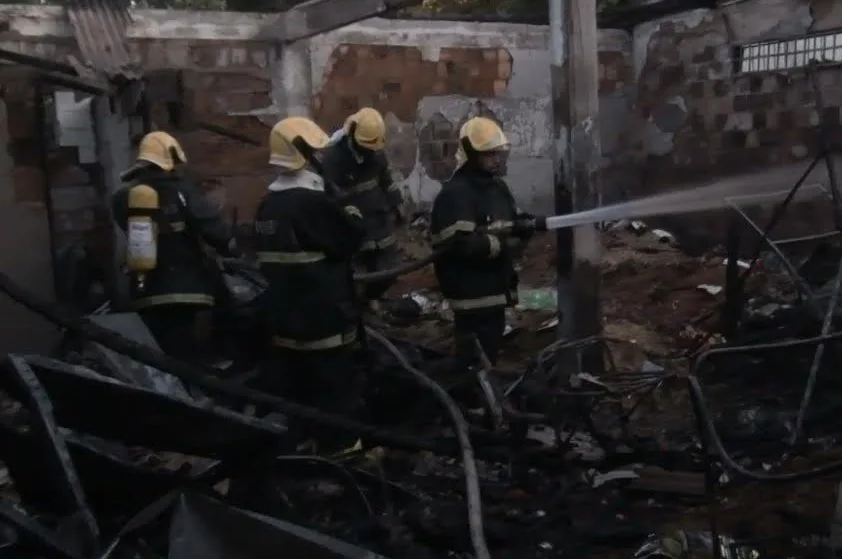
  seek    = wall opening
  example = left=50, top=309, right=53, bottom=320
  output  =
left=737, top=28, right=842, bottom=73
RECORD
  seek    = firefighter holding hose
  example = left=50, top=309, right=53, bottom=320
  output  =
left=252, top=116, right=366, bottom=454
left=321, top=107, right=404, bottom=313
left=113, top=131, right=238, bottom=360
left=431, top=117, right=546, bottom=379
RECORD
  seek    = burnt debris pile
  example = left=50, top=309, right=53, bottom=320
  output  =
left=5, top=213, right=842, bottom=557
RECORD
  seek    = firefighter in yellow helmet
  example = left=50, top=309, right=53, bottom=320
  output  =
left=111, top=131, right=239, bottom=360
left=321, top=107, right=404, bottom=312
left=430, top=117, right=546, bottom=386
left=251, top=116, right=366, bottom=453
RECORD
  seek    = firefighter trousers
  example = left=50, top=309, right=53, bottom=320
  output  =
left=453, top=306, right=507, bottom=370
left=139, top=304, right=211, bottom=361
left=354, top=246, right=399, bottom=302
left=253, top=345, right=362, bottom=454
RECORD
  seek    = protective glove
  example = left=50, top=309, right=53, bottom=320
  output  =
left=513, top=213, right=547, bottom=236
left=503, top=236, right=523, bottom=252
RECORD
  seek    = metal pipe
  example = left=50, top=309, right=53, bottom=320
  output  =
left=0, top=48, right=78, bottom=76
left=549, top=0, right=573, bottom=339
left=33, top=82, right=61, bottom=299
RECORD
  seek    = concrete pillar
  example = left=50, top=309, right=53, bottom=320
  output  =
left=274, top=42, right=313, bottom=117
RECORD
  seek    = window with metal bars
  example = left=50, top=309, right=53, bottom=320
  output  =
left=737, top=30, right=842, bottom=73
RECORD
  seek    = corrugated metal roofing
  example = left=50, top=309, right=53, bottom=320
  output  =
left=66, top=0, right=141, bottom=81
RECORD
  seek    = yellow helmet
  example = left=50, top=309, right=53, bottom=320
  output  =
left=136, top=131, right=187, bottom=171
left=343, top=107, right=386, bottom=151
left=269, top=116, right=329, bottom=171
left=455, top=117, right=509, bottom=171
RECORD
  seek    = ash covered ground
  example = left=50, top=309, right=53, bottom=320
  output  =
left=0, top=220, right=841, bottom=558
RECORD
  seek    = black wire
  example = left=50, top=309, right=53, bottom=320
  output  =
left=689, top=330, right=842, bottom=482
left=364, top=327, right=491, bottom=559
left=273, top=455, right=373, bottom=516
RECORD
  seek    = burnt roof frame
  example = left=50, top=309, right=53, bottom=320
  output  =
left=0, top=47, right=107, bottom=96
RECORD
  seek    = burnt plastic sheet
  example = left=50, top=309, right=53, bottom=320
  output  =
left=0, top=420, right=188, bottom=520
left=0, top=355, right=287, bottom=457
left=0, top=499, right=82, bottom=559
left=3, top=356, right=100, bottom=551
left=87, top=313, right=191, bottom=400
left=168, top=492, right=390, bottom=559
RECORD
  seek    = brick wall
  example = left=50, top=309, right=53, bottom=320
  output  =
left=0, top=39, right=275, bottom=234
left=311, top=44, right=514, bottom=183
left=632, top=13, right=842, bottom=242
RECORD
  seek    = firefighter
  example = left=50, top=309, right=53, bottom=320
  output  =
left=112, top=131, right=238, bottom=360
left=430, top=117, right=546, bottom=377
left=252, top=116, right=366, bottom=453
left=321, top=107, right=403, bottom=311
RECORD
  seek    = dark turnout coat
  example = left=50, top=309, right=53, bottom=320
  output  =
left=320, top=135, right=402, bottom=252
left=112, top=167, right=234, bottom=310
left=430, top=166, right=521, bottom=312
left=253, top=169, right=366, bottom=350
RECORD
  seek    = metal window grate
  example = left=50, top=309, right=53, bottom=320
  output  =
left=738, top=30, right=842, bottom=73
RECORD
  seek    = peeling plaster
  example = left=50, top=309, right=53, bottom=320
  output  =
left=721, top=0, right=812, bottom=42
left=643, top=119, right=674, bottom=156
left=652, top=96, right=687, bottom=134
left=633, top=8, right=710, bottom=81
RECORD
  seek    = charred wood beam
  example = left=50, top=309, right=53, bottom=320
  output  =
left=0, top=500, right=83, bottom=559
left=197, top=121, right=261, bottom=146
left=0, top=269, right=456, bottom=457
left=36, top=72, right=107, bottom=98
left=598, top=0, right=718, bottom=30
left=3, top=356, right=100, bottom=553
left=378, top=0, right=717, bottom=29
left=0, top=48, right=78, bottom=76
left=277, top=0, right=423, bottom=44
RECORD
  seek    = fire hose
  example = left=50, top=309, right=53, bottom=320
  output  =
left=689, top=332, right=842, bottom=482
left=0, top=271, right=492, bottom=559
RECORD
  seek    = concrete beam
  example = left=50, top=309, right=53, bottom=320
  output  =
left=276, top=0, right=422, bottom=43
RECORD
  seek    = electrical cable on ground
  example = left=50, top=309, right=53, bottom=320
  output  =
left=689, top=331, right=842, bottom=482
left=354, top=252, right=438, bottom=283
left=791, top=248, right=842, bottom=445
left=273, top=455, right=374, bottom=516
left=364, top=326, right=491, bottom=559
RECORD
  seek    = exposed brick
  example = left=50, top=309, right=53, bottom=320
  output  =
left=824, top=106, right=841, bottom=127
left=723, top=131, right=747, bottom=149
left=660, top=66, right=686, bottom=89
left=712, top=80, right=730, bottom=97
left=691, top=46, right=716, bottom=64
left=313, top=44, right=511, bottom=131
left=6, top=103, right=36, bottom=141
left=688, top=82, right=705, bottom=99
left=733, top=95, right=752, bottom=112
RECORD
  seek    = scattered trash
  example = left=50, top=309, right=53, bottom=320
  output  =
left=651, top=229, right=675, bottom=244
left=633, top=531, right=760, bottom=558
left=516, top=288, right=557, bottom=310
left=640, top=360, right=665, bottom=373
left=536, top=317, right=559, bottom=332
left=592, top=468, right=640, bottom=488
left=696, top=284, right=723, bottom=296
left=630, top=220, right=648, bottom=234
left=722, top=258, right=751, bottom=269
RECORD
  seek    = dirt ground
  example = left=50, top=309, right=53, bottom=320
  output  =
left=387, top=225, right=748, bottom=370
left=383, top=223, right=841, bottom=557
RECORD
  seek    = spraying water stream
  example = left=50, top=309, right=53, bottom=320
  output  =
left=544, top=157, right=841, bottom=230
